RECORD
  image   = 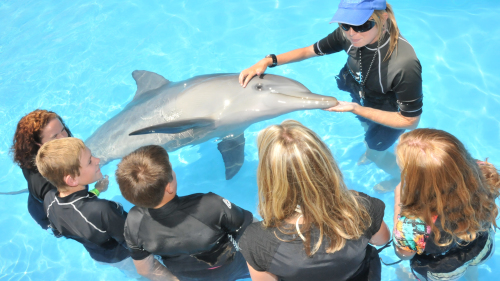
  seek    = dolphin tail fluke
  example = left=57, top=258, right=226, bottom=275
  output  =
left=0, top=188, right=28, bottom=195
left=217, top=133, right=245, bottom=180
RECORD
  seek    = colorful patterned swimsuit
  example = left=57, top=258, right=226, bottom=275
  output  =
left=393, top=215, right=494, bottom=281
left=394, top=215, right=434, bottom=255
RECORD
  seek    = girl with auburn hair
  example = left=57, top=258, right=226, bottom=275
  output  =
left=10, top=109, right=107, bottom=230
left=239, top=120, right=390, bottom=281
left=239, top=1, right=423, bottom=188
left=393, top=128, right=499, bottom=281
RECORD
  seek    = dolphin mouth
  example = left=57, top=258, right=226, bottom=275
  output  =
left=271, top=91, right=338, bottom=108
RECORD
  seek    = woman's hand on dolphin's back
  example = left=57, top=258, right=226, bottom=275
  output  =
left=239, top=45, right=317, bottom=87
left=324, top=101, right=359, bottom=112
left=239, top=58, right=272, bottom=88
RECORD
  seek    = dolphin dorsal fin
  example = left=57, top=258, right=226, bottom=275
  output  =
left=132, top=70, right=171, bottom=100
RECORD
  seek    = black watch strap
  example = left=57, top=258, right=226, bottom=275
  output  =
left=265, top=54, right=278, bottom=68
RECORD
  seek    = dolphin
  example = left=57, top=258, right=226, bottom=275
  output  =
left=85, top=71, right=337, bottom=179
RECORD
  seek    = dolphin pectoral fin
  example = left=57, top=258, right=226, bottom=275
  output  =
left=129, top=119, right=215, bottom=135
left=132, top=70, right=171, bottom=100
left=0, top=188, right=28, bottom=195
left=217, top=133, right=245, bottom=180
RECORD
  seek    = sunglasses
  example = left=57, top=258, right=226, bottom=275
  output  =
left=340, top=20, right=376, bottom=33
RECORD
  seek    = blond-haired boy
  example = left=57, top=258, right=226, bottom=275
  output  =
left=37, top=137, right=130, bottom=264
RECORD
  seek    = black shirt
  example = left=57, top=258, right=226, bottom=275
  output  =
left=22, top=168, right=56, bottom=203
left=124, top=192, right=253, bottom=273
left=44, top=189, right=130, bottom=263
left=239, top=192, right=385, bottom=281
left=314, top=28, right=423, bottom=117
left=22, top=168, right=57, bottom=229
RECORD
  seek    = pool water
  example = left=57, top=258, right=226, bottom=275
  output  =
left=1, top=0, right=499, bottom=280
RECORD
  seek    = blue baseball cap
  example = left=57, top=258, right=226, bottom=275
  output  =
left=330, top=0, right=386, bottom=25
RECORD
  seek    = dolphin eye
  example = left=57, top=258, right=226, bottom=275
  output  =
left=255, top=83, right=263, bottom=91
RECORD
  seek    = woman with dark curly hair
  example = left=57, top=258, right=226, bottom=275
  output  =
left=11, top=109, right=108, bottom=230
left=393, top=129, right=499, bottom=281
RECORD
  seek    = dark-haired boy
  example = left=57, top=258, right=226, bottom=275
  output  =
left=116, top=145, right=253, bottom=281
left=36, top=137, right=132, bottom=267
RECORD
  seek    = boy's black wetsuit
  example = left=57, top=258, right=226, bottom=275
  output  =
left=124, top=192, right=253, bottom=281
left=44, top=189, right=130, bottom=263
left=22, top=168, right=91, bottom=230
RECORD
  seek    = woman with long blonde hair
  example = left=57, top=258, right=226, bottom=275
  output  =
left=239, top=120, right=390, bottom=281
left=393, top=129, right=499, bottom=281
left=239, top=1, right=422, bottom=180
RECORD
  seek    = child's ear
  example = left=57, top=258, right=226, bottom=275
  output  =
left=166, top=182, right=175, bottom=194
left=64, top=174, right=78, bottom=187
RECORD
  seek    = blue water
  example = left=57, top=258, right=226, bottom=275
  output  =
left=1, top=0, right=499, bottom=280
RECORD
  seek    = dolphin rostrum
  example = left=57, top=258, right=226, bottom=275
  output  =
left=85, top=71, right=338, bottom=179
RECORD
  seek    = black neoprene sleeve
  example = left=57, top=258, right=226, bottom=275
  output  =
left=104, top=201, right=128, bottom=247
left=124, top=208, right=152, bottom=260
left=313, top=28, right=346, bottom=56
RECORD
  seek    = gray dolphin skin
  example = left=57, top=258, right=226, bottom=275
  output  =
left=85, top=71, right=338, bottom=179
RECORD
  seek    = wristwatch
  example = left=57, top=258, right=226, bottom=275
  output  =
left=265, top=54, right=278, bottom=68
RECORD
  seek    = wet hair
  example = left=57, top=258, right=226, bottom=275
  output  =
left=11, top=109, right=72, bottom=171
left=257, top=120, right=371, bottom=256
left=116, top=145, right=173, bottom=208
left=478, top=159, right=500, bottom=194
left=36, top=138, right=85, bottom=191
left=372, top=2, right=400, bottom=61
left=396, top=129, right=499, bottom=247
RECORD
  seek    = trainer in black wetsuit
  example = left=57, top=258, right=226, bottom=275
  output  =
left=23, top=168, right=57, bottom=230
left=239, top=3, right=424, bottom=152
left=23, top=168, right=55, bottom=203
left=314, top=28, right=423, bottom=150
left=125, top=192, right=253, bottom=281
left=44, top=189, right=130, bottom=263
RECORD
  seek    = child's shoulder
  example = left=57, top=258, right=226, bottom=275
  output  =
left=82, top=194, right=123, bottom=214
left=44, top=188, right=57, bottom=199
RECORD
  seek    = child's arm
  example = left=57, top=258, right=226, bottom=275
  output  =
left=369, top=221, right=391, bottom=246
left=103, top=200, right=128, bottom=246
left=214, top=195, right=253, bottom=239
left=394, top=244, right=416, bottom=260
left=247, top=262, right=278, bottom=281
left=89, top=175, right=109, bottom=196
left=133, top=255, right=179, bottom=281
left=393, top=182, right=402, bottom=228
left=94, top=175, right=109, bottom=193
left=123, top=208, right=178, bottom=280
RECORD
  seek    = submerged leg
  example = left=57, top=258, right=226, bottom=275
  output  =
left=358, top=120, right=404, bottom=192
